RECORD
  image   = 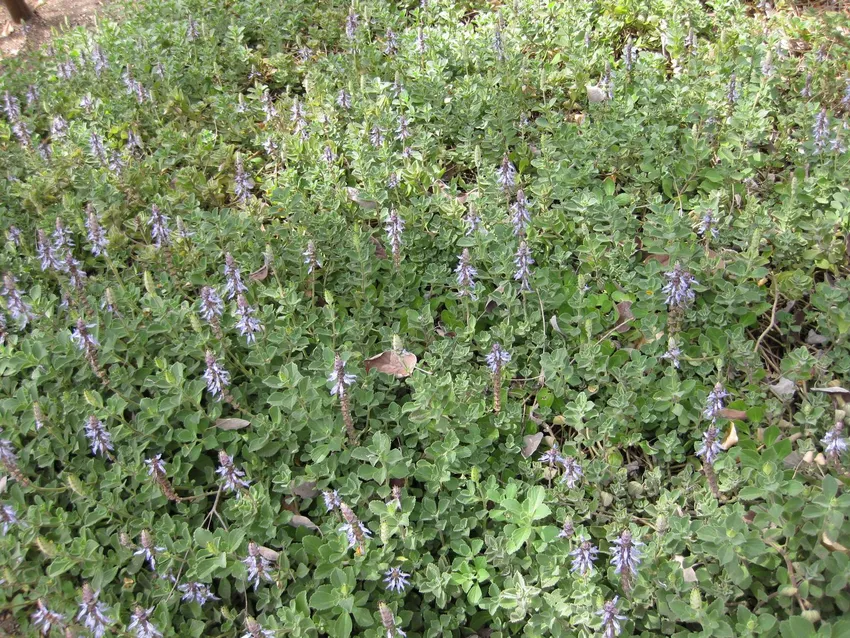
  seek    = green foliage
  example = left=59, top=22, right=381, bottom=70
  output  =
left=1, top=0, right=850, bottom=636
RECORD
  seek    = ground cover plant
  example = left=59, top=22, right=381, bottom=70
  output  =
left=1, top=0, right=850, bottom=635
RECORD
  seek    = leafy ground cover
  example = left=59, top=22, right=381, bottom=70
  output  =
left=1, top=0, right=850, bottom=636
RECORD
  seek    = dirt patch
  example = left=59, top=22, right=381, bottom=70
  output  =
left=1, top=0, right=107, bottom=58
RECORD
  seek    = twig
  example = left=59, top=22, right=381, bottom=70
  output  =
left=754, top=276, right=779, bottom=355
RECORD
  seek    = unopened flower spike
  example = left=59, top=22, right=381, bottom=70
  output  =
left=145, top=454, right=180, bottom=501
left=378, top=602, right=406, bottom=638
left=486, top=343, right=511, bottom=413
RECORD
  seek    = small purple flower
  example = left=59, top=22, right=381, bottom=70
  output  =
left=726, top=73, right=739, bottom=105
left=558, top=519, right=574, bottom=539
left=80, top=94, right=95, bottom=114
left=134, top=529, right=165, bottom=571
left=322, top=145, right=336, bottom=163
left=217, top=450, right=250, bottom=496
left=569, top=537, right=599, bottom=575
left=597, top=597, right=627, bottom=638
left=260, top=90, right=277, bottom=121
left=611, top=530, right=643, bottom=583
left=662, top=262, right=697, bottom=309
left=204, top=351, right=231, bottom=400
left=51, top=116, right=68, bottom=140
left=822, top=421, right=847, bottom=460
left=38, top=140, right=52, bottom=161
left=145, top=454, right=167, bottom=478
left=416, top=26, right=427, bottom=53
left=339, top=520, right=372, bottom=548
left=86, top=207, right=109, bottom=257
left=76, top=584, right=112, bottom=638
left=0, top=503, right=18, bottom=535
left=31, top=599, right=64, bottom=635
left=697, top=425, right=723, bottom=466
left=224, top=253, right=247, bottom=300
left=242, top=618, right=275, bottom=638
left=328, top=356, right=356, bottom=398
left=345, top=8, right=359, bottom=41
left=89, top=131, right=107, bottom=165
left=323, top=489, right=341, bottom=511
left=2, top=91, right=21, bottom=121
left=186, top=17, right=200, bottom=41
left=697, top=211, right=719, bottom=239
left=337, top=89, right=352, bottom=110
left=71, top=319, right=99, bottom=352
left=385, top=208, right=404, bottom=267
left=387, top=172, right=400, bottom=189
left=243, top=541, right=273, bottom=590
left=92, top=45, right=109, bottom=76
left=841, top=78, right=850, bottom=109
left=1, top=274, right=34, bottom=327
left=235, top=295, right=262, bottom=344
left=812, top=108, right=830, bottom=154
left=37, top=230, right=63, bottom=271
left=370, top=125, right=385, bottom=148
left=65, top=254, right=88, bottom=290
left=52, top=218, right=74, bottom=254
left=128, top=605, right=162, bottom=638
left=801, top=73, right=813, bottom=98
left=493, top=23, right=504, bottom=61
left=539, top=447, right=565, bottom=466
left=396, top=115, right=410, bottom=141
left=661, top=340, right=681, bottom=368
left=513, top=241, right=534, bottom=291
left=108, top=150, right=125, bottom=175
left=384, top=28, right=399, bottom=55
left=85, top=415, right=113, bottom=457
left=463, top=208, right=482, bottom=236
left=303, top=240, right=321, bottom=273
left=703, top=382, right=729, bottom=422
left=234, top=156, right=254, bottom=204
left=178, top=581, right=219, bottom=605
left=6, top=226, right=21, bottom=247
left=497, top=154, right=517, bottom=192
left=510, top=190, right=531, bottom=236
left=560, top=457, right=583, bottom=488
left=175, top=217, right=194, bottom=240
left=455, top=249, right=477, bottom=299
left=486, top=343, right=511, bottom=374
left=199, top=286, right=224, bottom=323
left=148, top=205, right=171, bottom=248
left=684, top=28, right=697, bottom=55
left=384, top=567, right=411, bottom=593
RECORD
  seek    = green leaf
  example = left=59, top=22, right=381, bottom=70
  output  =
left=330, top=612, right=352, bottom=638
left=309, top=585, right=339, bottom=610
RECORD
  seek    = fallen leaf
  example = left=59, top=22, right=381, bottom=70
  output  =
left=248, top=263, right=269, bottom=281
left=484, top=299, right=499, bottom=314
left=806, top=330, right=829, bottom=345
left=672, top=555, right=699, bottom=583
left=812, top=386, right=850, bottom=396
left=292, top=481, right=318, bottom=498
left=742, top=510, right=757, bottom=524
left=719, top=408, right=748, bottom=420
left=258, top=546, right=279, bottom=561
left=215, top=418, right=251, bottom=430
left=586, top=85, right=607, bottom=103
left=721, top=423, right=738, bottom=450
left=370, top=235, right=388, bottom=259
left=769, top=377, right=797, bottom=401
left=643, top=254, right=671, bottom=267
left=615, top=301, right=634, bottom=333
left=822, top=532, right=849, bottom=554
left=364, top=350, right=417, bottom=378
left=521, top=433, right=544, bottom=458
left=346, top=187, right=378, bottom=209
left=288, top=515, right=320, bottom=532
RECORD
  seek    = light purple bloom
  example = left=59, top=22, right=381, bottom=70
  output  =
left=323, top=489, right=341, bottom=511
left=128, top=605, right=162, bottom=638
left=384, top=567, right=411, bottom=593
left=697, top=425, right=723, bottom=465
left=463, top=208, right=481, bottom=236
left=813, top=108, right=830, bottom=154
left=303, top=241, right=321, bottom=273
left=89, top=131, right=107, bottom=165
left=198, top=286, right=224, bottom=323
left=37, top=230, right=62, bottom=271
left=570, top=537, right=599, bottom=575
left=384, top=28, right=399, bottom=55
left=243, top=541, right=273, bottom=590
left=76, top=584, right=112, bottom=638
left=148, top=205, right=171, bottom=248
left=697, top=212, right=719, bottom=239
left=71, top=319, right=98, bottom=352
left=6, top=226, right=21, bottom=246
left=235, top=295, right=262, bottom=344
left=224, top=253, right=248, bottom=300
left=486, top=343, right=510, bottom=374
left=328, top=356, right=356, bottom=398
left=337, top=89, right=351, bottom=110
left=31, top=599, right=64, bottom=635
left=370, top=125, right=385, bottom=148
left=661, top=341, right=681, bottom=368
left=416, top=26, right=427, bottom=53
left=85, top=415, right=113, bottom=457
left=234, top=156, right=254, bottom=203
left=217, top=450, right=250, bottom=496
left=822, top=422, right=847, bottom=460
left=345, top=8, right=359, bottom=41
left=52, top=218, right=74, bottom=254
left=204, top=351, right=231, bottom=400
left=339, top=521, right=372, bottom=548
left=92, top=45, right=109, bottom=76
left=2, top=91, right=21, bottom=121
left=662, top=262, right=697, bottom=308
left=703, top=382, right=729, bottom=422
left=385, top=208, right=404, bottom=265
left=0, top=503, right=18, bottom=535
left=514, top=240, right=534, bottom=291
left=560, top=456, right=583, bottom=488
left=1, top=274, right=34, bottom=327
left=145, top=454, right=167, bottom=478
left=558, top=520, right=574, bottom=539
left=727, top=73, right=739, bottom=105
left=455, top=249, right=477, bottom=299
left=134, top=530, right=165, bottom=571
left=241, top=618, right=275, bottom=638
left=51, top=116, right=68, bottom=141
left=86, top=207, right=109, bottom=257
left=597, top=597, right=627, bottom=638
left=497, top=154, right=517, bottom=192
left=611, top=530, right=643, bottom=580
left=179, top=581, right=219, bottom=605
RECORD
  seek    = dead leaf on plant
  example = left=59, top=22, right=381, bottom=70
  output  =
left=291, top=481, right=318, bottom=498
left=258, top=546, right=279, bottom=561
left=248, top=263, right=269, bottom=281
left=721, top=423, right=738, bottom=450
left=615, top=301, right=634, bottom=333
left=643, top=254, right=671, bottom=267
left=821, top=532, right=849, bottom=554
left=215, top=418, right=251, bottom=430
left=289, top=515, right=321, bottom=533
left=719, top=408, right=748, bottom=421
left=521, top=432, right=544, bottom=458
left=364, top=350, right=417, bottom=378
left=370, top=235, right=388, bottom=259
left=346, top=187, right=378, bottom=209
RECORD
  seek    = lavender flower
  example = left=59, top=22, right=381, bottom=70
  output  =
left=179, top=581, right=219, bottom=605
left=85, top=415, right=113, bottom=457
left=370, top=125, right=385, bottom=148
left=6, top=226, right=20, bottom=246
left=813, top=108, right=830, bottom=154
left=108, top=150, right=125, bottom=175
left=378, top=602, right=406, bottom=638
left=11, top=120, right=31, bottom=147
left=497, top=154, right=517, bottom=192
left=57, top=59, right=77, bottom=80
left=597, top=597, right=627, bottom=638
left=198, top=286, right=224, bottom=323
left=337, top=89, right=352, bottom=110
left=92, top=45, right=109, bottom=76
left=134, top=529, right=165, bottom=570
left=52, top=218, right=74, bottom=254
left=702, top=382, right=729, bottom=422
left=217, top=450, right=250, bottom=495
left=623, top=39, right=637, bottom=71
left=385, top=208, right=404, bottom=268
left=384, top=28, right=399, bottom=55
left=51, top=115, right=68, bottom=140
left=384, top=567, right=411, bottom=593
left=322, top=145, right=336, bottom=163
left=235, top=295, right=262, bottom=344
left=345, top=8, right=359, bottom=41
left=560, top=457, right=583, bottom=488
left=662, top=262, right=697, bottom=309
left=0, top=503, right=18, bottom=535
left=303, top=240, right=321, bottom=273
left=611, top=530, right=643, bottom=590
left=127, top=129, right=143, bottom=154
left=86, top=208, right=109, bottom=257
left=603, top=62, right=615, bottom=100
left=1, top=274, right=34, bottom=327
left=558, top=519, right=575, bottom=539
left=89, top=131, right=107, bottom=165
left=128, top=605, right=162, bottom=638
left=261, top=91, right=277, bottom=121
left=296, top=45, right=313, bottom=62
left=234, top=156, right=254, bottom=203
left=148, top=205, right=171, bottom=247
left=262, top=137, right=279, bottom=155
left=37, top=230, right=62, bottom=271
left=38, top=141, right=52, bottom=162
left=697, top=211, right=719, bottom=239
left=31, top=599, right=64, bottom=635
left=76, top=584, right=112, bottom=638
left=486, top=343, right=511, bottom=374
left=510, top=190, right=531, bottom=236
left=328, top=356, right=356, bottom=398
left=243, top=541, right=273, bottom=590
left=80, top=94, right=94, bottom=114
left=569, top=537, right=599, bottom=575
left=71, top=319, right=98, bottom=352
left=822, top=421, right=847, bottom=461
left=323, top=489, right=341, bottom=511
left=2, top=91, right=20, bottom=121
left=455, top=249, right=477, bottom=299
left=65, top=254, right=88, bottom=290
left=186, top=17, right=200, bottom=41
left=696, top=425, right=724, bottom=467
left=539, top=446, right=565, bottom=466
left=514, top=241, right=534, bottom=292
left=463, top=208, right=481, bottom=235
left=416, top=26, right=427, bottom=53
left=339, top=502, right=372, bottom=550
left=145, top=454, right=167, bottom=478
left=204, top=350, right=231, bottom=400
left=684, top=28, right=697, bottom=55
left=661, top=340, right=681, bottom=368
left=224, top=253, right=247, bottom=300
left=387, top=172, right=400, bottom=189
left=726, top=73, right=739, bottom=106
left=493, top=22, right=504, bottom=61
left=0, top=312, right=6, bottom=345
left=801, top=72, right=813, bottom=98
left=242, top=618, right=275, bottom=638
left=761, top=52, right=774, bottom=78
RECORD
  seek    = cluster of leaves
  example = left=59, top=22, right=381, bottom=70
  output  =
left=1, top=0, right=850, bottom=636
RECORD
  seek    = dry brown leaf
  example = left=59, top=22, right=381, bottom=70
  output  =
left=822, top=532, right=849, bottom=554
left=249, top=263, right=269, bottom=282
left=346, top=187, right=378, bottom=210
left=812, top=386, right=850, bottom=396
left=615, top=301, right=634, bottom=333
left=721, top=423, right=739, bottom=450
left=292, top=481, right=318, bottom=498
left=719, top=408, right=748, bottom=420
left=643, top=254, right=671, bottom=267
left=521, top=433, right=544, bottom=458
left=215, top=418, right=251, bottom=430
left=289, top=515, right=320, bottom=532
left=364, top=350, right=417, bottom=378
left=370, top=236, right=388, bottom=259
left=769, top=378, right=797, bottom=401
left=258, top=546, right=279, bottom=561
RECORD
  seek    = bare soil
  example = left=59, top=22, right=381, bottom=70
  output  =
left=1, top=0, right=106, bottom=58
